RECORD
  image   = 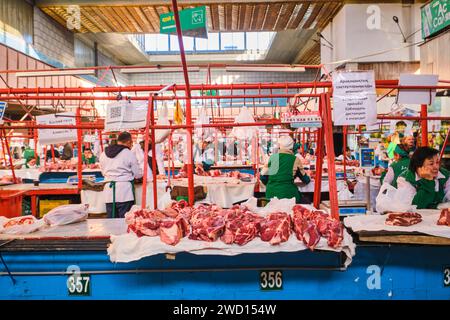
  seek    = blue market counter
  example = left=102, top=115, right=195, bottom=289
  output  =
left=1, top=236, right=450, bottom=300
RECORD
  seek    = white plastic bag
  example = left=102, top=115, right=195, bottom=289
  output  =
left=375, top=184, right=416, bottom=213
left=230, top=106, right=259, bottom=140
left=43, top=204, right=89, bottom=226
left=0, top=215, right=45, bottom=234
left=194, top=107, right=215, bottom=141
left=157, top=190, right=173, bottom=210
left=338, top=185, right=354, bottom=201
left=155, top=103, right=171, bottom=143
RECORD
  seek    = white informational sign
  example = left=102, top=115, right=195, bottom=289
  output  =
left=332, top=71, right=377, bottom=126
left=105, top=100, right=148, bottom=131
left=36, top=112, right=77, bottom=145
left=396, top=74, right=438, bottom=105
left=83, top=134, right=97, bottom=143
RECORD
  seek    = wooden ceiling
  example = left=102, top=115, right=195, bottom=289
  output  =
left=39, top=1, right=343, bottom=33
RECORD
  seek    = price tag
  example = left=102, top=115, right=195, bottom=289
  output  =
left=260, top=270, right=283, bottom=291
left=67, top=274, right=91, bottom=296
left=444, top=267, right=450, bottom=287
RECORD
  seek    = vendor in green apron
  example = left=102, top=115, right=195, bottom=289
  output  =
left=23, top=146, right=40, bottom=168
left=396, top=147, right=450, bottom=209
left=99, top=132, right=142, bottom=218
left=82, top=147, right=97, bottom=165
left=261, top=135, right=311, bottom=204
left=380, top=135, right=415, bottom=188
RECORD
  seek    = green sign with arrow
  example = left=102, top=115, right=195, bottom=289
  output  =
left=160, top=6, right=208, bottom=38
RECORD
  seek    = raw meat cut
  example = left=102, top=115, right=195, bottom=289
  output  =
left=292, top=204, right=344, bottom=250
left=125, top=201, right=192, bottom=245
left=189, top=204, right=226, bottom=241
left=259, top=212, right=291, bottom=245
left=437, top=208, right=450, bottom=226
left=220, top=205, right=263, bottom=246
left=385, top=212, right=422, bottom=226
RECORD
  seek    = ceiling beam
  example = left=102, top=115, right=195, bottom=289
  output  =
left=37, top=1, right=342, bottom=6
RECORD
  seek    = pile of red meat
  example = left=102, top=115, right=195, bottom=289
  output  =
left=126, top=201, right=345, bottom=250
left=437, top=208, right=450, bottom=226
left=385, top=212, right=422, bottom=226
left=0, top=175, right=22, bottom=185
left=125, top=200, right=192, bottom=245
left=222, top=206, right=264, bottom=245
left=41, top=161, right=100, bottom=172
left=175, top=165, right=253, bottom=180
left=292, top=205, right=344, bottom=250
left=260, top=212, right=292, bottom=245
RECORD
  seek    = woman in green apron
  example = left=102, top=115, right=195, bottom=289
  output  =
left=261, top=136, right=311, bottom=204
left=397, top=147, right=450, bottom=209
left=381, top=136, right=416, bottom=187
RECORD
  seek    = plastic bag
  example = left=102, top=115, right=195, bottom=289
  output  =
left=194, top=107, right=215, bottom=141
left=375, top=183, right=416, bottom=213
left=338, top=185, right=354, bottom=201
left=157, top=190, right=173, bottom=210
left=230, top=107, right=259, bottom=140
left=43, top=204, right=89, bottom=226
left=155, top=103, right=171, bottom=143
left=0, top=215, right=45, bottom=234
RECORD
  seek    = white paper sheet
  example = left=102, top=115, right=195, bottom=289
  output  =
left=344, top=209, right=450, bottom=239
left=108, top=229, right=355, bottom=267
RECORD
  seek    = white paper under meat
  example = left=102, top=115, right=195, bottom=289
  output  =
left=108, top=228, right=355, bottom=267
left=344, top=209, right=450, bottom=238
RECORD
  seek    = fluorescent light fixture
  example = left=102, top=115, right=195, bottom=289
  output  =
left=225, top=66, right=306, bottom=72
left=120, top=67, right=200, bottom=74
left=16, top=70, right=96, bottom=77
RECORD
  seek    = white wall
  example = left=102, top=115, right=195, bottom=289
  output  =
left=321, top=4, right=422, bottom=69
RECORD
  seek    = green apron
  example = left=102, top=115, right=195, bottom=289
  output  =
left=381, top=157, right=410, bottom=188
left=402, top=168, right=450, bottom=209
left=265, top=153, right=302, bottom=203
left=109, top=180, right=135, bottom=218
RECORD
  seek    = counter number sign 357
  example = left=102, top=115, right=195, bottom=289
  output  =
left=444, top=266, right=450, bottom=287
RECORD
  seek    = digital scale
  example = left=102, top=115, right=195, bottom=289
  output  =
left=67, top=175, right=96, bottom=185
left=320, top=200, right=368, bottom=216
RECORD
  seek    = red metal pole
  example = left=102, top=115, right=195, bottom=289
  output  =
left=313, top=98, right=325, bottom=209
left=343, top=126, right=347, bottom=181
left=51, top=145, right=56, bottom=164
left=171, top=0, right=195, bottom=206
left=421, top=104, right=428, bottom=147
left=0, top=133, right=7, bottom=166
left=76, top=108, right=83, bottom=190
left=142, top=95, right=154, bottom=209
left=150, top=98, right=158, bottom=209
left=440, top=128, right=450, bottom=161
left=1, top=129, right=17, bottom=183
left=322, top=93, right=339, bottom=220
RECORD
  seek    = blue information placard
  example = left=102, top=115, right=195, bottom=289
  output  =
left=360, top=148, right=375, bottom=167
left=0, top=101, right=7, bottom=121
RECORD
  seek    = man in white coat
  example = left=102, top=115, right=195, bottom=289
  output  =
left=100, top=131, right=142, bottom=218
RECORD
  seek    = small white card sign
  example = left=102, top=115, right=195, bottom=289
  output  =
left=36, top=112, right=77, bottom=145
left=105, top=100, right=148, bottom=131
left=332, top=71, right=377, bottom=126
left=396, top=74, right=438, bottom=105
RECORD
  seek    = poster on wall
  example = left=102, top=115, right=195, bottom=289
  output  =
left=332, top=71, right=377, bottom=126
left=105, top=100, right=148, bottom=131
left=36, top=112, right=77, bottom=145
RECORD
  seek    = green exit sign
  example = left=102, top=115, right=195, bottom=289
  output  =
left=160, top=6, right=207, bottom=38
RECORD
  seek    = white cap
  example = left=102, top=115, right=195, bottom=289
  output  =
left=278, top=135, right=294, bottom=150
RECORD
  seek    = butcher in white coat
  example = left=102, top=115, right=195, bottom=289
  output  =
left=100, top=131, right=142, bottom=218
